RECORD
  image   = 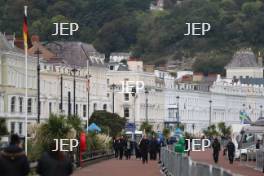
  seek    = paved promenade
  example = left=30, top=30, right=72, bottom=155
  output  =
left=73, top=158, right=161, bottom=176
left=190, top=149, right=263, bottom=176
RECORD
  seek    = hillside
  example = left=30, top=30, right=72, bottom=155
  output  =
left=1, top=0, right=264, bottom=74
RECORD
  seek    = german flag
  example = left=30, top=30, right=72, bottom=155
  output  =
left=23, top=6, right=32, bottom=49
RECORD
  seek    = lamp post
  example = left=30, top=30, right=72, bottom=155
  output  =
left=260, top=105, right=263, bottom=118
left=145, top=88, right=149, bottom=123
left=176, top=96, right=180, bottom=127
left=192, top=123, right=195, bottom=136
left=209, top=100, right=212, bottom=126
left=34, top=48, right=42, bottom=123
left=131, top=86, right=137, bottom=141
left=71, top=67, right=78, bottom=116
left=110, top=84, right=117, bottom=114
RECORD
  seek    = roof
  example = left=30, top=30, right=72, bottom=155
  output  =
left=226, top=49, right=259, bottom=68
left=45, top=41, right=105, bottom=67
left=110, top=52, right=130, bottom=57
left=0, top=33, right=22, bottom=53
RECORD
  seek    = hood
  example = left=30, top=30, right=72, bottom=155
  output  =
left=1, top=145, right=25, bottom=161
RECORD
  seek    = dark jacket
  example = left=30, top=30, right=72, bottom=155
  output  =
left=139, top=138, right=149, bottom=152
left=37, top=152, right=73, bottom=176
left=212, top=139, right=221, bottom=153
left=0, top=145, right=30, bottom=176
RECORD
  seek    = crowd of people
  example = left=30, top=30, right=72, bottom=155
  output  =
left=113, top=135, right=164, bottom=164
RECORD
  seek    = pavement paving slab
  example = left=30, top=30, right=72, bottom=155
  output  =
left=73, top=158, right=161, bottom=176
left=190, top=149, right=263, bottom=176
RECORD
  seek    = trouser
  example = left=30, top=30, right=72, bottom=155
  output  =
left=213, top=151, right=219, bottom=163
left=119, top=149, right=124, bottom=160
left=228, top=154, right=234, bottom=164
left=141, top=151, right=148, bottom=164
left=114, top=149, right=118, bottom=158
left=150, top=151, right=156, bottom=160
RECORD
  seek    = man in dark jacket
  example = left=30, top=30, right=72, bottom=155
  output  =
left=149, top=136, right=158, bottom=160
left=37, top=142, right=73, bottom=176
left=113, top=137, right=119, bottom=159
left=0, top=134, right=30, bottom=176
left=118, top=136, right=125, bottom=160
left=139, top=135, right=149, bottom=164
left=212, top=137, right=221, bottom=163
left=226, top=138, right=235, bottom=164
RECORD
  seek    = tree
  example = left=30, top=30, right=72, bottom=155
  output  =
left=89, top=111, right=127, bottom=137
left=217, top=122, right=232, bottom=138
left=140, top=122, right=153, bottom=135
left=203, top=124, right=219, bottom=138
left=162, top=128, right=170, bottom=139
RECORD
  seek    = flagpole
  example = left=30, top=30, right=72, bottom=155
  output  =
left=86, top=59, right=90, bottom=133
left=24, top=5, right=28, bottom=155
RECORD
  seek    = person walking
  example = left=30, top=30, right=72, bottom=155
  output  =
left=139, top=135, right=149, bottom=164
left=226, top=138, right=235, bottom=164
left=113, top=137, right=119, bottom=159
left=212, top=137, right=221, bottom=164
left=37, top=142, right=73, bottom=176
left=256, top=139, right=260, bottom=149
left=149, top=136, right=158, bottom=160
left=0, top=134, right=30, bottom=176
left=125, top=139, right=132, bottom=160
left=118, top=136, right=125, bottom=160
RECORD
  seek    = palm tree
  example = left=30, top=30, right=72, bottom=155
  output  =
left=217, top=122, right=231, bottom=138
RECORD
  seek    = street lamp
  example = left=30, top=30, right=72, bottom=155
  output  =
left=71, top=67, right=78, bottom=116
left=260, top=105, right=263, bottom=118
left=110, top=84, right=117, bottom=114
left=176, top=96, right=180, bottom=127
left=192, top=123, right=195, bottom=136
left=145, top=88, right=149, bottom=123
left=34, top=48, right=42, bottom=124
left=209, top=100, right=212, bottom=126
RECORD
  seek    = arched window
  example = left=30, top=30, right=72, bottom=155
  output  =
left=11, top=96, right=16, bottom=113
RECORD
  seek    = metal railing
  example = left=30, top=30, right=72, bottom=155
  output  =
left=256, top=149, right=264, bottom=172
left=81, top=149, right=114, bottom=163
left=160, top=147, right=238, bottom=176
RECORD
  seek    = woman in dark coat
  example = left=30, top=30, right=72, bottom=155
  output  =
left=139, top=135, right=149, bottom=164
left=226, top=138, right=235, bottom=164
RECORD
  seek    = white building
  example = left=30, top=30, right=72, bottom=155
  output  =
left=0, top=33, right=37, bottom=135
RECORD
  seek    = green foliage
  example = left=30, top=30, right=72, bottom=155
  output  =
left=162, top=128, right=170, bottom=139
left=0, top=118, right=8, bottom=136
left=89, top=111, right=127, bottom=137
left=140, top=122, right=153, bottom=135
left=203, top=124, right=219, bottom=137
left=217, top=122, right=232, bottom=138
left=203, top=122, right=232, bottom=138
left=2, top=0, right=264, bottom=73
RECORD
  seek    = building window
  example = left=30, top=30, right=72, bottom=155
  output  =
left=49, top=102, right=52, bottom=114
left=124, top=107, right=129, bottom=118
left=107, top=93, right=110, bottom=97
left=27, top=98, right=32, bottom=113
left=93, top=103, right=97, bottom=112
left=11, top=96, right=16, bottom=113
left=124, top=93, right=129, bottom=101
left=19, top=97, right=23, bottom=113
left=83, top=105, right=87, bottom=117
left=11, top=122, right=15, bottom=134
left=110, top=65, right=114, bottom=70
left=76, top=104, right=78, bottom=115
left=103, top=104, right=107, bottom=111
left=107, top=79, right=109, bottom=85
left=19, top=122, right=23, bottom=134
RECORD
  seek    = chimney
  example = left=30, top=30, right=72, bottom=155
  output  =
left=31, top=35, right=40, bottom=43
left=258, top=51, right=263, bottom=67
